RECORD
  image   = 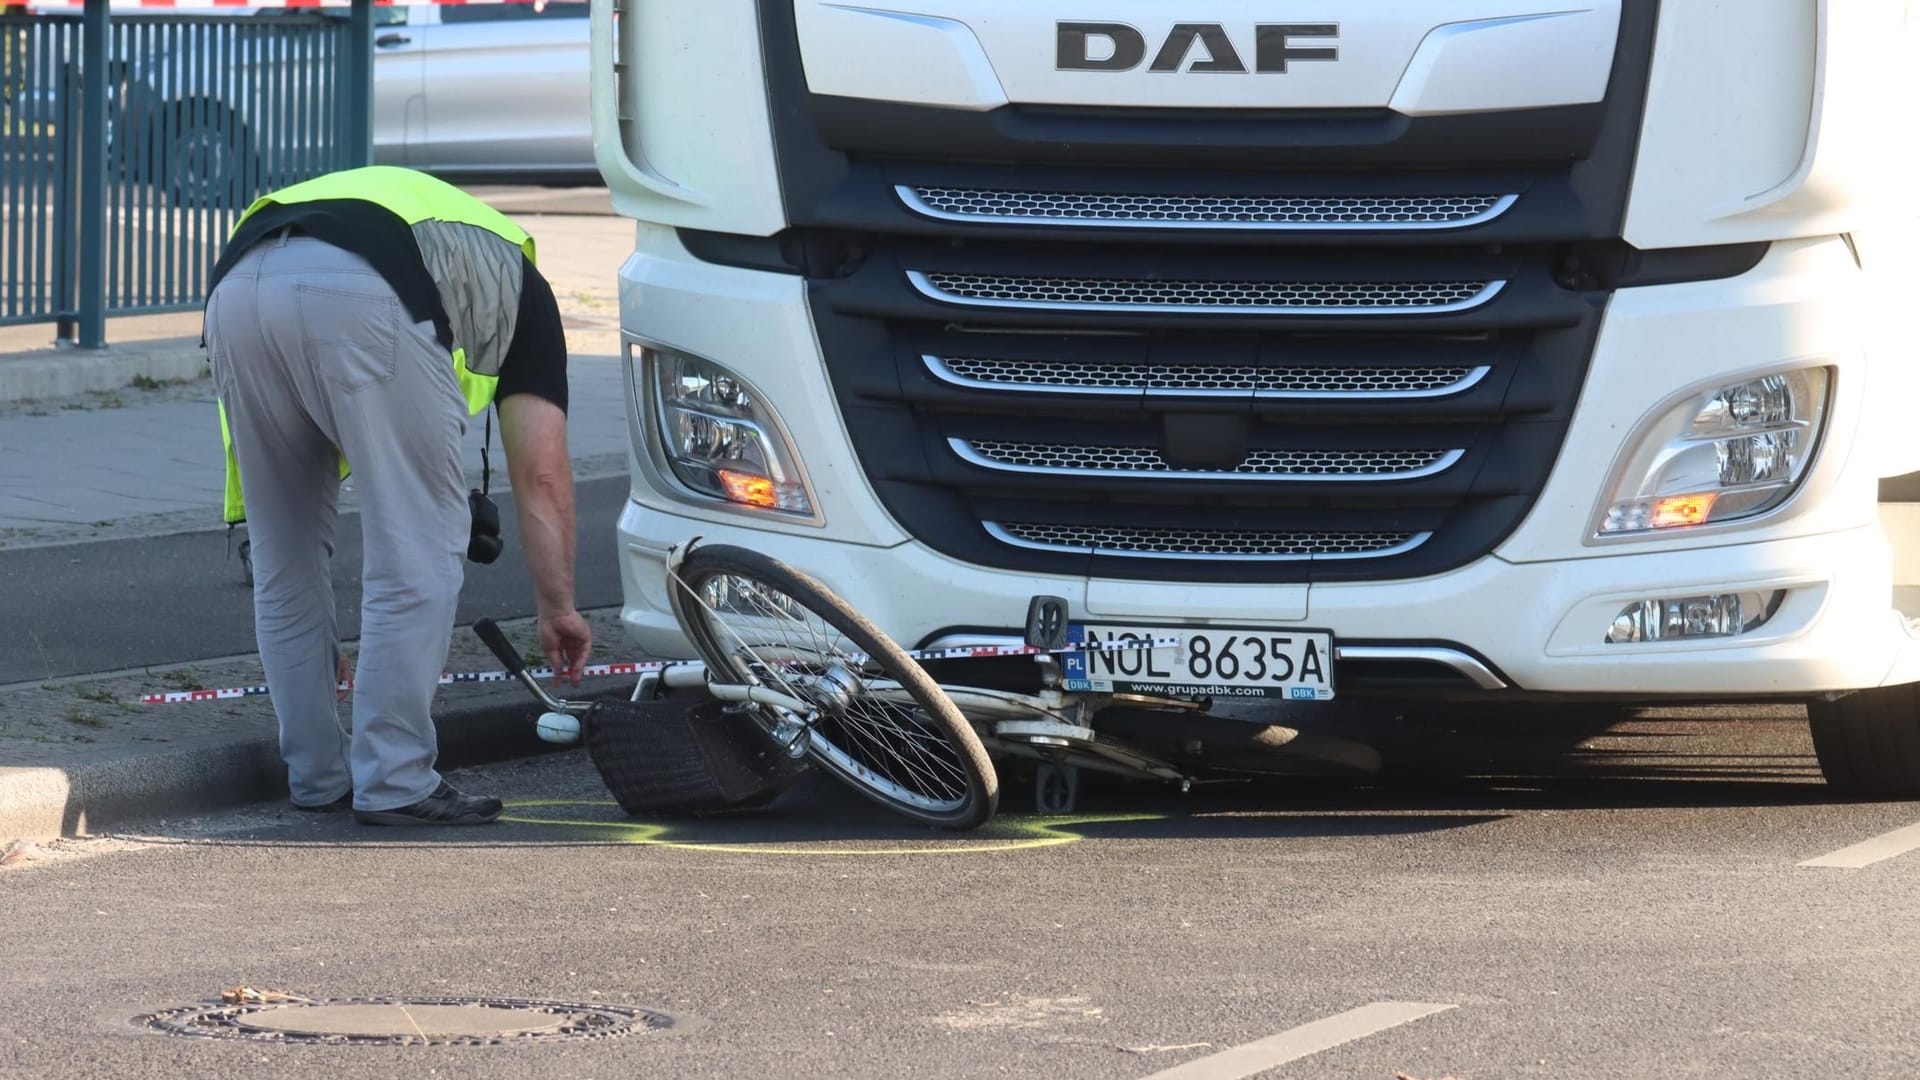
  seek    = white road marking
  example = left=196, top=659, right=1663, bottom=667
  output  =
left=1800, top=820, right=1920, bottom=869
left=1138, top=1001, right=1455, bottom=1080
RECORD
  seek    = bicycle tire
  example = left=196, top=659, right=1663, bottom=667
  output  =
left=668, top=544, right=998, bottom=829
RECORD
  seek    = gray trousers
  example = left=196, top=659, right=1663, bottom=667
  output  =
left=206, top=234, right=469, bottom=812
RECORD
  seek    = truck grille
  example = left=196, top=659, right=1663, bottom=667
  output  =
left=899, top=185, right=1518, bottom=231
left=805, top=242, right=1594, bottom=583
left=912, top=271, right=1501, bottom=314
left=987, top=522, right=1429, bottom=561
left=955, top=440, right=1460, bottom=481
left=925, top=356, right=1489, bottom=398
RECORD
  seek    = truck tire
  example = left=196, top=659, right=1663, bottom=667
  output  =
left=1808, top=683, right=1920, bottom=798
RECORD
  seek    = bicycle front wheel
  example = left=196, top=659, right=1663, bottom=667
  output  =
left=668, top=544, right=998, bottom=829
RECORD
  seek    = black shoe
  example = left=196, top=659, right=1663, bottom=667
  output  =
left=292, top=793, right=351, bottom=813
left=353, top=782, right=503, bottom=826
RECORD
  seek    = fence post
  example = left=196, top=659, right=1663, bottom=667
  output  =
left=343, top=0, right=371, bottom=166
left=52, top=24, right=78, bottom=340
left=75, top=0, right=106, bottom=347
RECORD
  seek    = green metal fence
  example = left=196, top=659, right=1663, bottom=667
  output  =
left=0, top=5, right=372, bottom=345
left=1, top=13, right=82, bottom=332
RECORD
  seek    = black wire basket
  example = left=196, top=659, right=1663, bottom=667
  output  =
left=467, top=619, right=807, bottom=817
left=583, top=697, right=809, bottom=816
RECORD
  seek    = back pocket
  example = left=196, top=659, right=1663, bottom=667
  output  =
left=295, top=284, right=400, bottom=392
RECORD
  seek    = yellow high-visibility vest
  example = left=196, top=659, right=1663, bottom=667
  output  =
left=215, top=166, right=538, bottom=524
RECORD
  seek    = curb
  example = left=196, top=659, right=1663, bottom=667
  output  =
left=0, top=684, right=631, bottom=841
left=0, top=337, right=209, bottom=406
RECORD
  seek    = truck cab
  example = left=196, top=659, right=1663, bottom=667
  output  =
left=591, top=1, right=1920, bottom=792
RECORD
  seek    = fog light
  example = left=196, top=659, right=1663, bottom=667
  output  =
left=1605, top=591, right=1784, bottom=644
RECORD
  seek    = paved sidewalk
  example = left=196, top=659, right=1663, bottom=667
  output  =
left=0, top=608, right=634, bottom=842
left=0, top=197, right=654, bottom=843
left=0, top=210, right=634, bottom=548
left=0, top=353, right=633, bottom=548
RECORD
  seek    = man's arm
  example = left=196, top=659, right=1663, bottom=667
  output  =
left=497, top=392, right=592, bottom=685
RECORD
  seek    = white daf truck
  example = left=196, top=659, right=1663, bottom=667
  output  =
left=588, top=1, right=1920, bottom=794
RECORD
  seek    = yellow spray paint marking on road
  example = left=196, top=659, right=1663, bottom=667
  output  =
left=500, top=800, right=1165, bottom=856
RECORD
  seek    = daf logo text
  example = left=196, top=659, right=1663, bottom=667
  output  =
left=1057, top=22, right=1339, bottom=74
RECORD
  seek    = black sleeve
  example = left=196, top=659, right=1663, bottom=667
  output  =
left=493, top=259, right=569, bottom=414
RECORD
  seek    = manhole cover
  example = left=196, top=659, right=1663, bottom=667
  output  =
left=136, top=996, right=672, bottom=1046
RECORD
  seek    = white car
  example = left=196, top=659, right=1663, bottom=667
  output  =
left=369, top=2, right=593, bottom=179
left=102, top=3, right=592, bottom=205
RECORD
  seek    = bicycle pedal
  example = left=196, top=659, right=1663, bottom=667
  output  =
left=628, top=671, right=663, bottom=703
left=1025, top=595, right=1070, bottom=651
left=1034, top=763, right=1080, bottom=815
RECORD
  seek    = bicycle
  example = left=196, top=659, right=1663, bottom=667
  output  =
left=637, top=541, right=1377, bottom=830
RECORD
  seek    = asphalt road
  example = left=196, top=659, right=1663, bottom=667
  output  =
left=5, top=704, right=1919, bottom=1078
left=0, top=474, right=631, bottom=685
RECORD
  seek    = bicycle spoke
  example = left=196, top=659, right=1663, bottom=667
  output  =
left=823, top=693, right=963, bottom=792
left=683, top=566, right=972, bottom=809
left=835, top=700, right=969, bottom=792
left=828, top=708, right=949, bottom=795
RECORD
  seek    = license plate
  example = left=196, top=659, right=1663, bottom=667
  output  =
left=1062, top=624, right=1335, bottom=701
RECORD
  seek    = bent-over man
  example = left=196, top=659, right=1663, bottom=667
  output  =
left=204, top=165, right=592, bottom=825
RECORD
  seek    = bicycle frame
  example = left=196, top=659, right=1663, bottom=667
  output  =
left=660, top=659, right=1079, bottom=725
left=663, top=656, right=1196, bottom=787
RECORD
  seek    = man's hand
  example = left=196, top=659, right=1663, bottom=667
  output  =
left=336, top=652, right=352, bottom=701
left=540, top=610, right=593, bottom=687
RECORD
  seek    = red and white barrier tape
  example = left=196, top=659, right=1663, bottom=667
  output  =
left=137, top=636, right=1183, bottom=704
left=140, top=661, right=664, bottom=704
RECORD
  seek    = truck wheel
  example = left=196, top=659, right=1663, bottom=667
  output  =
left=1808, top=683, right=1920, bottom=798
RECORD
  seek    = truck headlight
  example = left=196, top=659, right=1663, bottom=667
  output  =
left=1595, top=367, right=1831, bottom=537
left=644, top=347, right=814, bottom=515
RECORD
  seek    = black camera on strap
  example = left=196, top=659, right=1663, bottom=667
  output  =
left=468, top=411, right=503, bottom=565
left=468, top=488, right=503, bottom=564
